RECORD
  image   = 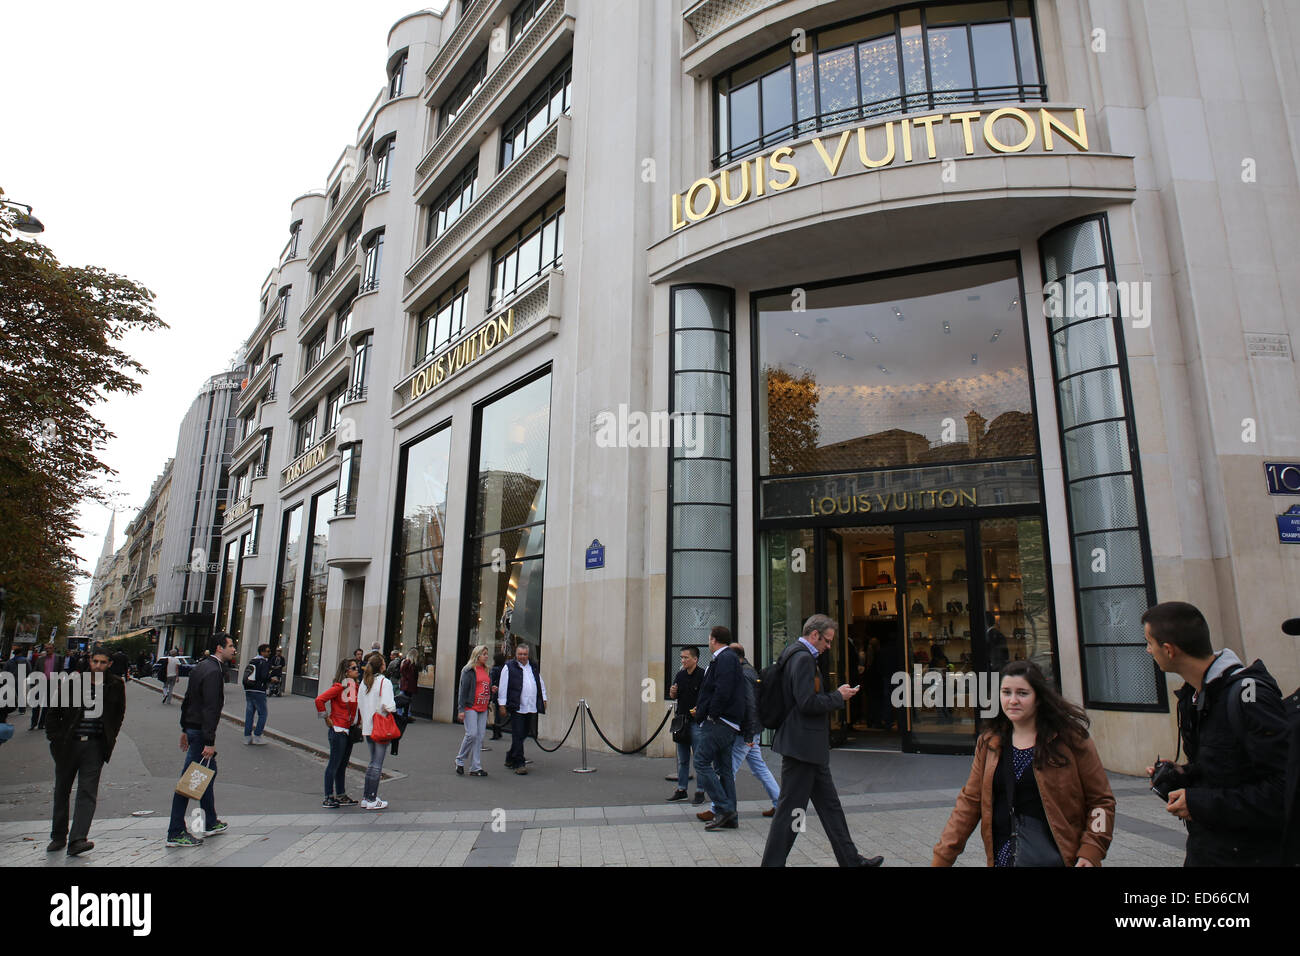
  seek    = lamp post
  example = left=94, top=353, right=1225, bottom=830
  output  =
left=1, top=199, right=45, bottom=234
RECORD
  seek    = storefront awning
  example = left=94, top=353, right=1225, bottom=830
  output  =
left=103, top=627, right=153, bottom=642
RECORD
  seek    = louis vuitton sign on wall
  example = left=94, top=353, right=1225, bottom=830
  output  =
left=670, top=106, right=1090, bottom=230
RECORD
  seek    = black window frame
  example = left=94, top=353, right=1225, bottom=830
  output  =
left=508, top=0, right=541, bottom=47
left=499, top=55, right=572, bottom=171
left=388, top=50, right=408, bottom=99
left=439, top=52, right=488, bottom=134
left=374, top=137, right=396, bottom=192
left=415, top=274, right=470, bottom=367
left=425, top=158, right=478, bottom=246
left=361, top=230, right=384, bottom=293
left=304, top=329, right=327, bottom=373
left=488, top=191, right=564, bottom=310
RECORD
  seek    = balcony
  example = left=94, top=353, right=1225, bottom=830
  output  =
left=300, top=245, right=359, bottom=332
left=308, top=160, right=370, bottom=258
left=342, top=382, right=368, bottom=406
left=414, top=0, right=573, bottom=191
left=681, top=0, right=781, bottom=50
left=424, top=0, right=491, bottom=96
left=245, top=296, right=286, bottom=355
left=235, top=358, right=278, bottom=415
left=230, top=425, right=264, bottom=468
left=289, top=336, right=349, bottom=407
left=408, top=115, right=568, bottom=291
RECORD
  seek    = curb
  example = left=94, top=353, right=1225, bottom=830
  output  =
left=131, top=677, right=403, bottom=780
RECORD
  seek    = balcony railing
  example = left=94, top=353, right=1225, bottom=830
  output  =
left=344, top=383, right=368, bottom=403
left=335, top=494, right=357, bottom=517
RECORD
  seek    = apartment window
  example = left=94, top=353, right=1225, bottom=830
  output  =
left=713, top=0, right=1045, bottom=165
left=277, top=286, right=292, bottom=323
left=235, top=469, right=250, bottom=501
left=328, top=184, right=341, bottom=212
left=415, top=275, right=469, bottom=366
left=305, top=330, right=327, bottom=372
left=350, top=333, right=373, bottom=400
left=490, top=193, right=563, bottom=308
left=439, top=52, right=487, bottom=134
left=266, top=359, right=281, bottom=400
left=500, top=56, right=571, bottom=170
left=361, top=231, right=384, bottom=293
left=258, top=431, right=272, bottom=472
left=335, top=300, right=353, bottom=342
left=324, top=385, right=345, bottom=435
left=388, top=51, right=408, bottom=99
left=287, top=221, right=302, bottom=259
left=240, top=412, right=256, bottom=442
left=294, top=413, right=317, bottom=456
left=261, top=292, right=270, bottom=316
left=337, top=443, right=361, bottom=515
left=509, top=0, right=541, bottom=47
left=312, top=252, right=336, bottom=295
left=344, top=218, right=362, bottom=253
left=425, top=158, right=478, bottom=245
left=374, top=137, right=395, bottom=192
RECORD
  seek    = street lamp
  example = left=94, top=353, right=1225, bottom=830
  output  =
left=1, top=199, right=44, bottom=234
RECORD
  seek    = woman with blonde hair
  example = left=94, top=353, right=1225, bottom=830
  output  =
left=455, top=644, right=492, bottom=777
left=933, top=660, right=1114, bottom=867
left=356, top=651, right=397, bottom=809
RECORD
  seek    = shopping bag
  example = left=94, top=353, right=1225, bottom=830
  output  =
left=175, top=756, right=215, bottom=799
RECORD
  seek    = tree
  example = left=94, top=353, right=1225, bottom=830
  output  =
left=763, top=365, right=821, bottom=474
left=0, top=188, right=166, bottom=644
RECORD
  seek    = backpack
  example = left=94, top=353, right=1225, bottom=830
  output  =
left=758, top=643, right=803, bottom=730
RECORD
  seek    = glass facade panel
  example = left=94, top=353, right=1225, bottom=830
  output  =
left=296, top=486, right=333, bottom=684
left=464, top=372, right=551, bottom=666
left=757, top=259, right=1033, bottom=476
left=269, top=504, right=303, bottom=671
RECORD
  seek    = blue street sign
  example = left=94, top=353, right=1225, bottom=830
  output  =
left=1278, top=505, right=1300, bottom=544
left=585, top=539, right=605, bottom=570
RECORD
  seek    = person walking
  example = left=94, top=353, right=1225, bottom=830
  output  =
left=932, top=660, right=1115, bottom=866
left=161, top=647, right=181, bottom=704
left=730, top=643, right=780, bottom=817
left=498, top=643, right=547, bottom=774
left=356, top=651, right=396, bottom=809
left=456, top=645, right=492, bottom=777
left=399, top=649, right=418, bottom=721
left=45, top=645, right=126, bottom=857
left=166, top=633, right=237, bottom=848
left=761, top=614, right=883, bottom=867
left=315, top=658, right=360, bottom=808
left=488, top=652, right=507, bottom=740
left=1141, top=601, right=1289, bottom=866
left=29, top=643, right=54, bottom=731
left=242, top=643, right=272, bottom=745
left=6, top=649, right=29, bottom=716
left=667, top=646, right=704, bottom=803
left=692, top=626, right=744, bottom=831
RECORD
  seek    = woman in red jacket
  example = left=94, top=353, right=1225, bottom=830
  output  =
left=315, top=658, right=360, bottom=808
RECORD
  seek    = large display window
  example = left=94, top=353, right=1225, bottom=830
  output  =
left=295, top=485, right=334, bottom=695
left=460, top=369, right=551, bottom=678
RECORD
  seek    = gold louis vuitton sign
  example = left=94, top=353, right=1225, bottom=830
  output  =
left=810, top=488, right=977, bottom=516
left=671, top=107, right=1088, bottom=230
left=282, top=434, right=333, bottom=486
left=408, top=309, right=515, bottom=405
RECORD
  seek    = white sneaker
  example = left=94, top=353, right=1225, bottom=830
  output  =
left=361, top=798, right=387, bottom=810
left=251, top=736, right=269, bottom=745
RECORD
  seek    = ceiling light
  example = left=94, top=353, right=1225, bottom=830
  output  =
left=943, top=321, right=951, bottom=334
left=989, top=329, right=1002, bottom=343
left=893, top=306, right=904, bottom=321
left=877, top=365, right=890, bottom=374
left=970, top=353, right=978, bottom=364
left=866, top=331, right=880, bottom=343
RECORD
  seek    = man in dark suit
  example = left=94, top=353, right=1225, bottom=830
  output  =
left=762, top=614, right=884, bottom=867
left=46, top=644, right=127, bottom=857
left=692, top=626, right=744, bottom=831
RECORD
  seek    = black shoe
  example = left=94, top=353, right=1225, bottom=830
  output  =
left=665, top=773, right=694, bottom=782
left=456, top=764, right=464, bottom=775
left=692, top=792, right=705, bottom=806
left=47, top=838, right=66, bottom=853
left=469, top=769, right=488, bottom=777
left=852, top=854, right=885, bottom=867
left=667, top=789, right=688, bottom=802
left=704, top=812, right=738, bottom=831
left=67, top=839, right=94, bottom=857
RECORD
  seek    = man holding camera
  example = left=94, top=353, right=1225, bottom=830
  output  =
left=1143, top=601, right=1288, bottom=866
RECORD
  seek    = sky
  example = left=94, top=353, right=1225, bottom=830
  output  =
left=1, top=1, right=450, bottom=610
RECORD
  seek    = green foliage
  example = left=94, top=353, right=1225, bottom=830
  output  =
left=0, top=188, right=166, bottom=638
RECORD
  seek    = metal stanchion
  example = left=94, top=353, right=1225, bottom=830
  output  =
left=571, top=698, right=597, bottom=773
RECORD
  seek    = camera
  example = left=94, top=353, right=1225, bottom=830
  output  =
left=1149, top=759, right=1186, bottom=800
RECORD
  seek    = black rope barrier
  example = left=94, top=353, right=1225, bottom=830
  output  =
left=529, top=702, right=583, bottom=753
left=581, top=702, right=675, bottom=755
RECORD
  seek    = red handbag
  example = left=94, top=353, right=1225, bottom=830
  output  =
left=369, top=679, right=402, bottom=742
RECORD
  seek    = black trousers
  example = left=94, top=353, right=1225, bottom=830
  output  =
left=761, top=755, right=860, bottom=867
left=506, top=710, right=536, bottom=768
left=51, top=737, right=105, bottom=843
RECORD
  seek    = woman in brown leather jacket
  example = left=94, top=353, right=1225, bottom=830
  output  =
left=932, top=660, right=1115, bottom=867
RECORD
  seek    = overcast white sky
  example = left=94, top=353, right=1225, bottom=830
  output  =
left=1, top=1, right=449, bottom=609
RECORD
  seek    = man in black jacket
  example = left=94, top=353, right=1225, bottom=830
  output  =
left=692, top=626, right=744, bottom=831
left=666, top=646, right=704, bottom=802
left=166, top=632, right=237, bottom=848
left=242, top=643, right=272, bottom=744
left=45, top=645, right=126, bottom=856
left=762, top=614, right=883, bottom=867
left=1142, top=601, right=1289, bottom=866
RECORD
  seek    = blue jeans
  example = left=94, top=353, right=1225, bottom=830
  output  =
left=168, top=729, right=217, bottom=839
left=675, top=721, right=697, bottom=790
left=731, top=737, right=780, bottom=804
left=364, top=738, right=388, bottom=801
left=692, top=719, right=738, bottom=815
left=244, top=691, right=267, bottom=737
left=324, top=727, right=354, bottom=798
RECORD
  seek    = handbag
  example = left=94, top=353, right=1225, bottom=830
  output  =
left=1002, top=743, right=1064, bottom=867
left=671, top=713, right=689, bottom=743
left=367, top=678, right=402, bottom=743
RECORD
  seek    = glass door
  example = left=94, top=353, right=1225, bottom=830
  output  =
left=900, top=524, right=982, bottom=753
left=824, top=530, right=848, bottom=744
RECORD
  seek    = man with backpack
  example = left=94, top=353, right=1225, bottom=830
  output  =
left=242, top=643, right=272, bottom=745
left=760, top=614, right=884, bottom=867
left=1142, top=601, right=1289, bottom=866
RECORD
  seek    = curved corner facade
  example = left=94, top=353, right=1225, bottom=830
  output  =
left=217, top=0, right=1300, bottom=774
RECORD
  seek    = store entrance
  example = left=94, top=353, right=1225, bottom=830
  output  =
left=762, top=516, right=1045, bottom=755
